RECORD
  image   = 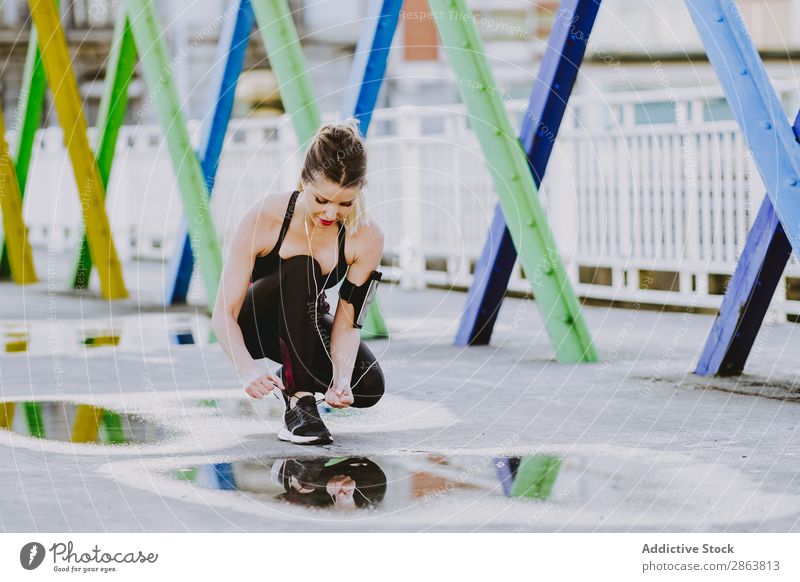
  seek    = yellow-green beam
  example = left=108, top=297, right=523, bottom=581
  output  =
left=28, top=0, right=128, bottom=299
left=71, top=404, right=103, bottom=443
left=0, top=402, right=15, bottom=429
left=0, top=17, right=49, bottom=277
left=0, top=105, right=37, bottom=284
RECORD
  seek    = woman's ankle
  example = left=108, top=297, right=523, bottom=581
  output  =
left=289, top=391, right=313, bottom=408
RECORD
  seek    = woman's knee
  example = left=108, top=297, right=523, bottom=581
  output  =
left=351, top=360, right=385, bottom=408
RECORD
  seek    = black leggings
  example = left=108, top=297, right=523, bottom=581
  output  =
left=237, top=255, right=384, bottom=408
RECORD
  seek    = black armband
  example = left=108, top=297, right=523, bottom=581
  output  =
left=339, top=271, right=382, bottom=328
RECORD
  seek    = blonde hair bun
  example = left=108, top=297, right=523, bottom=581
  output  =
left=300, top=117, right=369, bottom=233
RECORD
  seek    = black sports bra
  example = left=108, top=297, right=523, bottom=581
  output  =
left=251, top=190, right=348, bottom=289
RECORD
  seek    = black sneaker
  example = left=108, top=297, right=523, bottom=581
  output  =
left=278, top=395, right=333, bottom=445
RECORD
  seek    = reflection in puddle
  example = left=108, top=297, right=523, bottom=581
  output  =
left=494, top=456, right=561, bottom=499
left=173, top=455, right=561, bottom=512
left=0, top=314, right=204, bottom=354
left=81, top=333, right=121, bottom=348
left=4, top=331, right=28, bottom=353
left=0, top=401, right=168, bottom=444
left=171, top=331, right=195, bottom=345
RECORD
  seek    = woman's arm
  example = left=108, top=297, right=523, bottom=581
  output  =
left=326, top=223, right=384, bottom=407
left=211, top=207, right=285, bottom=398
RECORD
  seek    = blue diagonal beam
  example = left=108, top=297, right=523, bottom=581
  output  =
left=340, top=0, right=402, bottom=134
left=696, top=191, right=792, bottom=376
left=338, top=0, right=402, bottom=339
left=686, top=1, right=800, bottom=255
left=455, top=0, right=601, bottom=346
left=493, top=457, right=516, bottom=497
left=165, top=0, right=254, bottom=305
left=696, top=115, right=800, bottom=376
left=688, top=0, right=800, bottom=375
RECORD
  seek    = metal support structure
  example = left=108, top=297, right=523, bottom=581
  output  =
left=71, top=405, right=103, bottom=443
left=341, top=0, right=402, bottom=132
left=695, top=111, right=798, bottom=375
left=493, top=456, right=562, bottom=499
left=251, top=0, right=321, bottom=148
left=0, top=4, right=51, bottom=278
left=28, top=0, right=128, bottom=299
left=494, top=457, right=517, bottom=496
left=23, top=402, right=45, bottom=438
left=125, top=0, right=225, bottom=308
left=456, top=0, right=600, bottom=348
left=337, top=0, right=403, bottom=339
left=688, top=0, right=800, bottom=375
left=102, top=411, right=127, bottom=444
left=164, top=0, right=255, bottom=305
left=71, top=9, right=138, bottom=289
left=695, top=194, right=792, bottom=375
left=429, top=0, right=597, bottom=362
left=0, top=104, right=37, bottom=284
left=510, top=456, right=561, bottom=499
left=0, top=402, right=14, bottom=429
left=199, top=463, right=237, bottom=490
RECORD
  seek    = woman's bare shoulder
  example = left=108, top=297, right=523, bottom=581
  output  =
left=231, top=192, right=295, bottom=257
left=237, top=191, right=294, bottom=232
left=349, top=220, right=384, bottom=264
left=247, top=191, right=294, bottom=222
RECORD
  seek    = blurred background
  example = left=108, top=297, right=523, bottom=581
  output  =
left=4, top=0, right=800, bottom=317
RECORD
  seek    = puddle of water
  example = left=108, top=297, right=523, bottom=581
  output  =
left=0, top=314, right=206, bottom=355
left=0, top=401, right=169, bottom=445
left=172, top=454, right=560, bottom=512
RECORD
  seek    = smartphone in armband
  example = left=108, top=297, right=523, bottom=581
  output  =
left=341, top=270, right=383, bottom=328
left=355, top=271, right=382, bottom=327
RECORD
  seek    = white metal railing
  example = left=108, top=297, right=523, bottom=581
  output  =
left=16, top=80, right=800, bottom=316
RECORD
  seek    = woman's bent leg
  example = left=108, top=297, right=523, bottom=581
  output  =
left=237, top=273, right=280, bottom=360
left=311, top=311, right=385, bottom=408
left=238, top=254, right=385, bottom=406
left=276, top=256, right=333, bottom=396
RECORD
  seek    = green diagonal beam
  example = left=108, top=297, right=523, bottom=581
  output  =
left=251, top=0, right=320, bottom=147
left=510, top=456, right=562, bottom=499
left=428, top=0, right=597, bottom=362
left=101, top=410, right=127, bottom=444
left=71, top=10, right=138, bottom=289
left=250, top=0, right=388, bottom=338
left=23, top=402, right=45, bottom=438
left=125, top=0, right=224, bottom=307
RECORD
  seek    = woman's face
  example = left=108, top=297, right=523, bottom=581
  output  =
left=301, top=178, right=359, bottom=229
